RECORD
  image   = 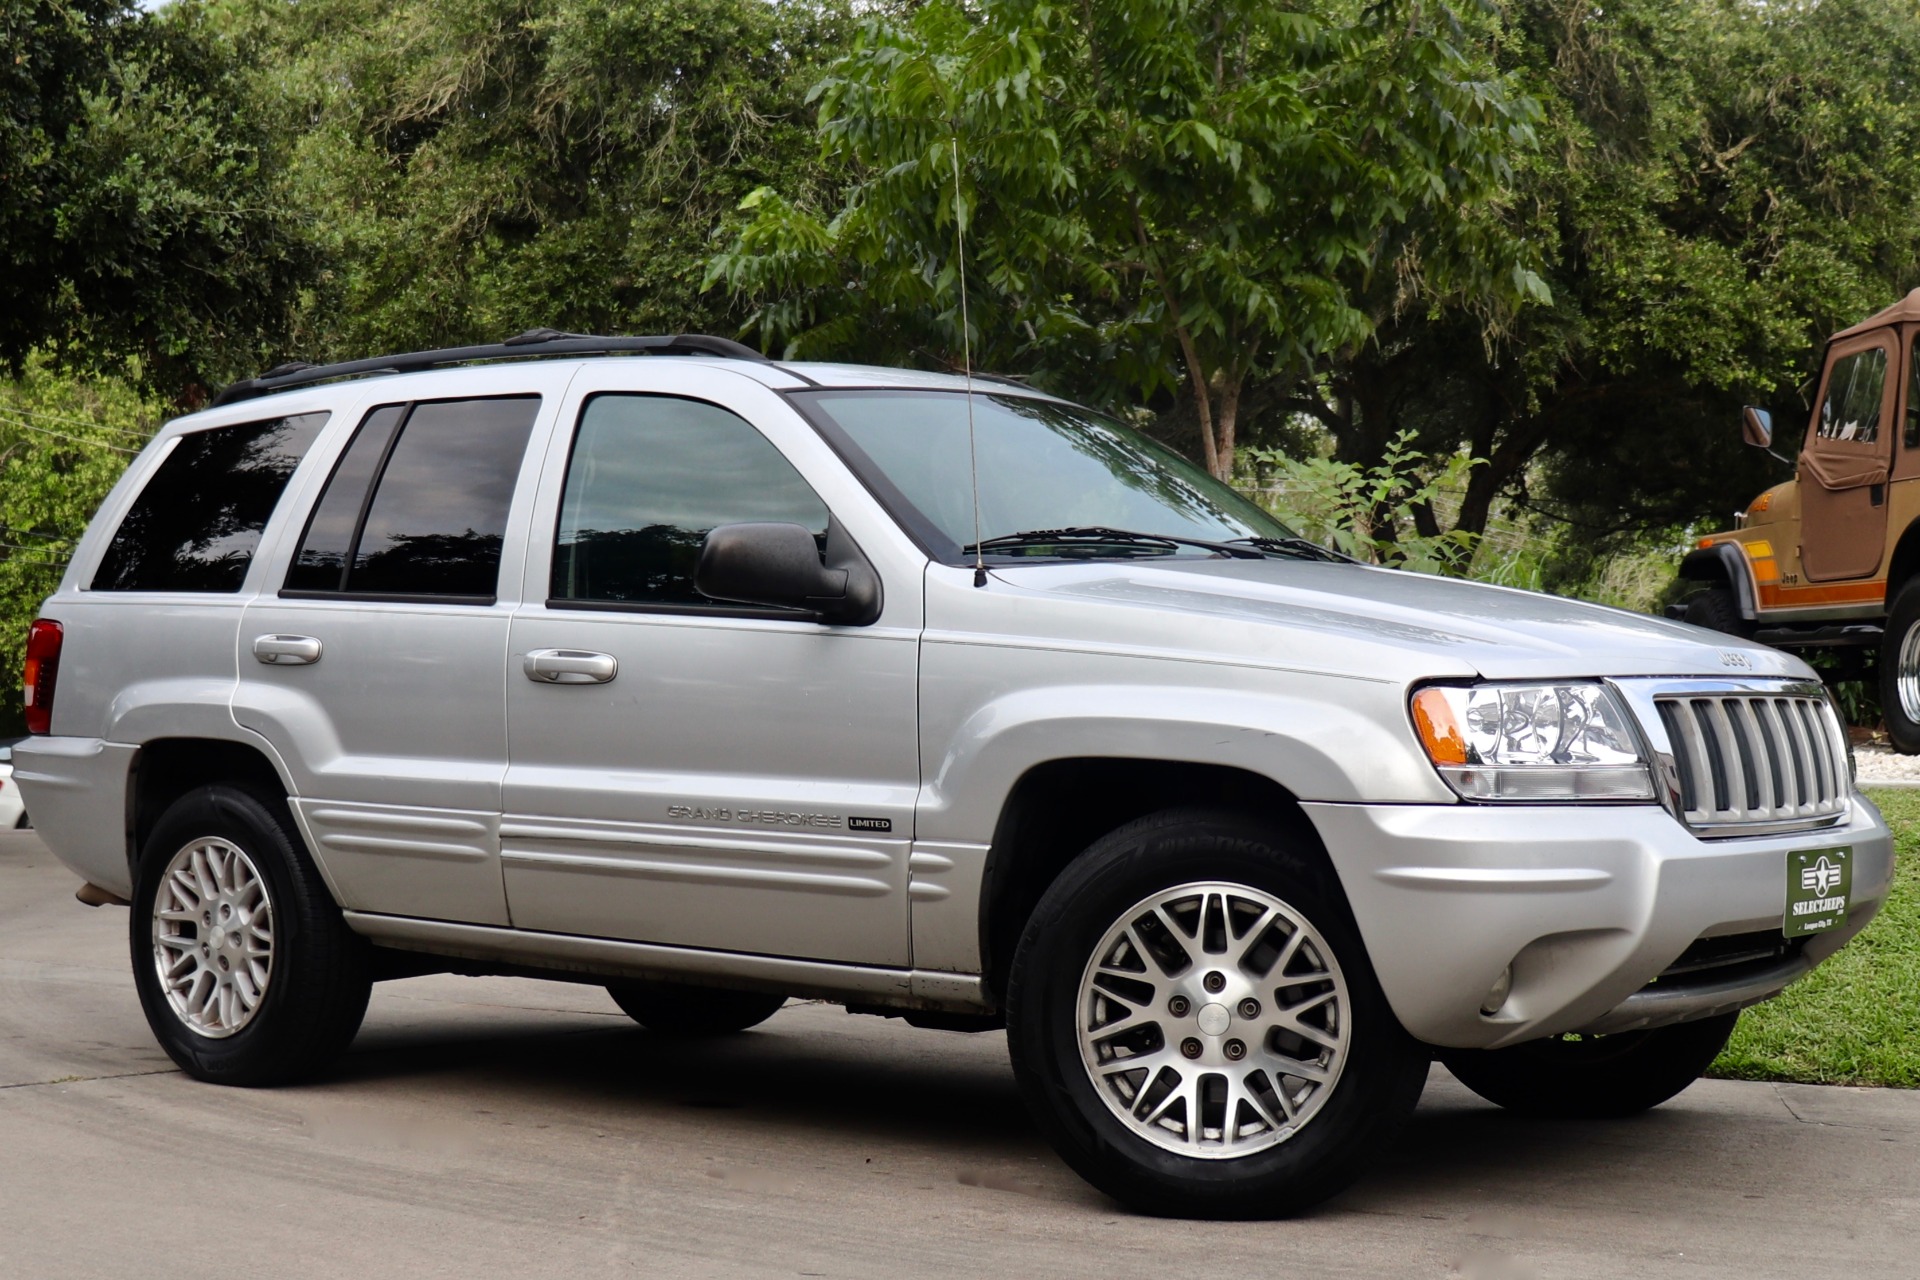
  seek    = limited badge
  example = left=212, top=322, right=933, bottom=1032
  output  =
left=847, top=816, right=893, bottom=833
left=1784, top=847, right=1852, bottom=938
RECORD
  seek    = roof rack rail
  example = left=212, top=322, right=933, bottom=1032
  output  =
left=210, top=329, right=770, bottom=408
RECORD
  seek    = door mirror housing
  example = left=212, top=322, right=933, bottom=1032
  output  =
left=1741, top=405, right=1774, bottom=449
left=695, top=521, right=882, bottom=626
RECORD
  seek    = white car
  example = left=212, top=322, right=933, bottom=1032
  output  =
left=0, top=741, right=28, bottom=829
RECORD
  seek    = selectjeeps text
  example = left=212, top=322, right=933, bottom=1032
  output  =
left=14, top=331, right=1893, bottom=1218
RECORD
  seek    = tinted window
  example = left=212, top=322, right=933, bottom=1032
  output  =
left=284, top=405, right=406, bottom=592
left=1817, top=348, right=1887, bottom=444
left=92, top=413, right=329, bottom=592
left=552, top=395, right=828, bottom=607
left=286, top=397, right=539, bottom=599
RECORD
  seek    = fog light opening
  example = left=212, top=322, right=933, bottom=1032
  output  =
left=1480, top=965, right=1514, bottom=1017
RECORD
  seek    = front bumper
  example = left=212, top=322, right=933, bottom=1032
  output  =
left=1303, top=794, right=1892, bottom=1050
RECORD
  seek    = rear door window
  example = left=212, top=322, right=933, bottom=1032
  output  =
left=550, top=394, right=828, bottom=608
left=92, top=412, right=330, bottom=592
left=285, top=396, right=540, bottom=600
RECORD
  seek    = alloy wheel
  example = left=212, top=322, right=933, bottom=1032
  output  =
left=1075, top=881, right=1351, bottom=1158
left=151, top=837, right=276, bottom=1039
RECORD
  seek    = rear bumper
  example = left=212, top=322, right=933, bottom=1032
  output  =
left=10, top=736, right=135, bottom=897
left=1304, top=794, right=1892, bottom=1050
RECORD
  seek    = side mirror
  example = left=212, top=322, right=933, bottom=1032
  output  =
left=1741, top=405, right=1773, bottom=449
left=694, top=520, right=882, bottom=626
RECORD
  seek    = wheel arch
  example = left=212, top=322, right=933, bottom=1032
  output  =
left=976, top=757, right=1324, bottom=1003
left=1883, top=518, right=1920, bottom=607
left=1676, top=544, right=1758, bottom=621
left=128, top=736, right=296, bottom=876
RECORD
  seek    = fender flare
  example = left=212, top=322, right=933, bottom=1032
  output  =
left=1677, top=544, right=1758, bottom=621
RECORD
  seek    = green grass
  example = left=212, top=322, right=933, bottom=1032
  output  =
left=1711, top=788, right=1920, bottom=1087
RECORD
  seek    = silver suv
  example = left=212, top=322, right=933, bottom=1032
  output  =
left=14, top=333, right=1893, bottom=1218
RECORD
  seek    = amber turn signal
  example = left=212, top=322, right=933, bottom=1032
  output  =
left=1411, top=687, right=1470, bottom=766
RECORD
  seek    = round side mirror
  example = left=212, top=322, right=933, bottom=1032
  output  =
left=1741, top=405, right=1774, bottom=450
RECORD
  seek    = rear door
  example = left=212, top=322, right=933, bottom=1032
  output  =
left=235, top=369, right=566, bottom=925
left=1799, top=332, right=1898, bottom=582
left=500, top=363, right=924, bottom=965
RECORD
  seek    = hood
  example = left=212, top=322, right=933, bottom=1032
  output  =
left=983, top=557, right=1808, bottom=683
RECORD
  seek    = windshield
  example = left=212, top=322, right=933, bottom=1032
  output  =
left=794, top=390, right=1295, bottom=559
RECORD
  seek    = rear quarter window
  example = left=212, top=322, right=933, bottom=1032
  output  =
left=91, top=413, right=330, bottom=593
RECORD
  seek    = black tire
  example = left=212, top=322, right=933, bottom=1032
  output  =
left=1004, top=808, right=1429, bottom=1220
left=605, top=981, right=787, bottom=1034
left=1880, top=578, right=1920, bottom=754
left=1437, top=1012, right=1739, bottom=1119
left=130, top=784, right=372, bottom=1086
left=14, top=812, right=28, bottom=829
left=1681, top=586, right=1753, bottom=638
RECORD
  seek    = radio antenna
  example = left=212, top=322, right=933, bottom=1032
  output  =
left=951, top=136, right=987, bottom=589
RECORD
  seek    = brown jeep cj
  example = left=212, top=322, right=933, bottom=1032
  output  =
left=1677, top=288, right=1920, bottom=752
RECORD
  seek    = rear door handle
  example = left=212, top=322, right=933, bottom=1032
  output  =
left=252, top=634, right=322, bottom=665
left=524, top=648, right=618, bottom=685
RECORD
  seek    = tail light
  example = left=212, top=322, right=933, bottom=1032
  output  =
left=23, top=619, right=62, bottom=735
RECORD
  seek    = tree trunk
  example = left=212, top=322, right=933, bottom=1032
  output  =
left=1212, top=370, right=1245, bottom=480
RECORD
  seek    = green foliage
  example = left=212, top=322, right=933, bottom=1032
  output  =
left=1714, top=788, right=1920, bottom=1087
left=1301, top=0, right=1920, bottom=548
left=0, top=359, right=159, bottom=732
left=1243, top=432, right=1480, bottom=573
left=709, top=0, right=1547, bottom=478
left=1, top=0, right=315, bottom=394
left=217, top=0, right=852, bottom=360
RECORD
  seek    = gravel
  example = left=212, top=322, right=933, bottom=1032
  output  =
left=1855, top=744, right=1920, bottom=787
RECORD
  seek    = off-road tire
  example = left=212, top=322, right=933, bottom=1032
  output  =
left=605, top=981, right=787, bottom=1034
left=1681, top=586, right=1753, bottom=638
left=1004, top=808, right=1428, bottom=1219
left=1879, top=578, right=1920, bottom=754
left=1437, top=1012, right=1739, bottom=1119
left=130, top=784, right=373, bottom=1086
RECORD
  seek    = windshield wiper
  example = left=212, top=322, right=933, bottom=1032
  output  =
left=1226, top=536, right=1358, bottom=564
left=964, top=527, right=1270, bottom=559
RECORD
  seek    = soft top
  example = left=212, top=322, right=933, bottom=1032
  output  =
left=1832, top=287, right=1920, bottom=340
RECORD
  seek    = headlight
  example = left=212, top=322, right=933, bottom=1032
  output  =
left=1410, top=683, right=1655, bottom=802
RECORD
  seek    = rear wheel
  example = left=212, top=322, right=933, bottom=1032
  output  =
left=1437, top=1012, right=1739, bottom=1119
left=1005, top=809, right=1428, bottom=1219
left=130, top=784, right=372, bottom=1085
left=605, top=981, right=787, bottom=1034
left=1681, top=586, right=1752, bottom=638
left=1880, top=578, right=1920, bottom=753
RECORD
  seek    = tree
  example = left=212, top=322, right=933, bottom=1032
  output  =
left=708, top=0, right=1547, bottom=479
left=1, top=0, right=315, bottom=396
left=217, top=0, right=853, bottom=362
left=1293, top=0, right=1920, bottom=545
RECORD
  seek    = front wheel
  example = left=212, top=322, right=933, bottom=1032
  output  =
left=1437, top=1012, right=1739, bottom=1119
left=130, top=784, right=373, bottom=1085
left=1880, top=578, right=1920, bottom=753
left=1005, top=809, right=1428, bottom=1219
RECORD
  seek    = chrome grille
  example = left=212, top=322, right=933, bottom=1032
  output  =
left=1654, top=691, right=1850, bottom=833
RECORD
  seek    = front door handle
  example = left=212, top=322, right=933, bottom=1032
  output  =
left=252, top=634, right=322, bottom=666
left=524, top=648, right=618, bottom=685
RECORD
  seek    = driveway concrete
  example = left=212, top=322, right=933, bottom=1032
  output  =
left=2, top=828, right=1916, bottom=1278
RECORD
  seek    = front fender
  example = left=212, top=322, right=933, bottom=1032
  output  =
left=915, top=680, right=1454, bottom=845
